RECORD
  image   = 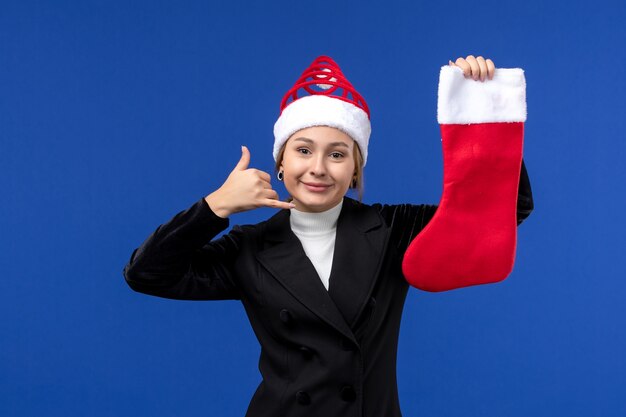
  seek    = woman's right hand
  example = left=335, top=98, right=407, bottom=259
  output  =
left=204, top=146, right=295, bottom=218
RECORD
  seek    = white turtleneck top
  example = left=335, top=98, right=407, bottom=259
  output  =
left=289, top=199, right=343, bottom=291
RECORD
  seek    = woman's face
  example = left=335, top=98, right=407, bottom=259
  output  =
left=280, top=126, right=356, bottom=213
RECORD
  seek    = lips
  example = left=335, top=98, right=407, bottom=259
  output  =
left=302, top=182, right=332, bottom=192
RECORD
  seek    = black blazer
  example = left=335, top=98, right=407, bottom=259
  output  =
left=123, top=161, right=533, bottom=417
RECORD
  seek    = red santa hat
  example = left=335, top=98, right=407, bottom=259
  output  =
left=273, top=56, right=372, bottom=166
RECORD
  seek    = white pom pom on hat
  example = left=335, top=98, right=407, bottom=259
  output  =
left=273, top=56, right=371, bottom=166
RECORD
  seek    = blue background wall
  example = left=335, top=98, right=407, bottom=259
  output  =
left=2, top=0, right=624, bottom=416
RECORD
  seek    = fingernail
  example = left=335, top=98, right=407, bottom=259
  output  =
left=289, top=203, right=296, bottom=208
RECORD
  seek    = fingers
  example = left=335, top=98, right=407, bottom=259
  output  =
left=252, top=169, right=271, bottom=183
left=232, top=147, right=271, bottom=184
left=261, top=198, right=296, bottom=210
left=255, top=187, right=291, bottom=208
left=234, top=145, right=251, bottom=171
left=486, top=58, right=495, bottom=80
left=218, top=148, right=294, bottom=214
left=476, top=56, right=488, bottom=81
left=256, top=188, right=295, bottom=211
left=262, top=188, right=280, bottom=200
left=253, top=177, right=294, bottom=210
left=454, top=57, right=471, bottom=77
left=247, top=170, right=273, bottom=195
left=451, top=55, right=496, bottom=81
left=465, top=55, right=480, bottom=80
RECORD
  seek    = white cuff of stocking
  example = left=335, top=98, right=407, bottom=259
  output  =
left=273, top=95, right=371, bottom=166
left=437, top=65, right=527, bottom=124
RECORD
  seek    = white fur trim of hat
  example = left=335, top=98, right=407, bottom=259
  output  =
left=273, top=95, right=371, bottom=166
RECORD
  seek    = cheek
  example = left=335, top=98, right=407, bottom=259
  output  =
left=284, top=174, right=297, bottom=186
left=281, top=164, right=301, bottom=186
left=283, top=158, right=306, bottom=178
left=334, top=164, right=355, bottom=183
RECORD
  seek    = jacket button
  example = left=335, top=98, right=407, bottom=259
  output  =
left=279, top=309, right=293, bottom=325
left=296, top=390, right=311, bottom=405
left=340, top=385, right=356, bottom=402
left=340, top=338, right=356, bottom=351
left=299, top=346, right=314, bottom=359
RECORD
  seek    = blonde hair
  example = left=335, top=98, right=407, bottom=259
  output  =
left=275, top=141, right=365, bottom=202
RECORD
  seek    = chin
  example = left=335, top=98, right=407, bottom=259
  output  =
left=294, top=196, right=341, bottom=212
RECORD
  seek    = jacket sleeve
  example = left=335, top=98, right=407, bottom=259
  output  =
left=380, top=158, right=535, bottom=255
left=122, top=197, right=244, bottom=301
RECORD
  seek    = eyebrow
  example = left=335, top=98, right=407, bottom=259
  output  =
left=293, top=137, right=350, bottom=148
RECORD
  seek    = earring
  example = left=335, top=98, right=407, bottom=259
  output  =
left=277, top=171, right=284, bottom=181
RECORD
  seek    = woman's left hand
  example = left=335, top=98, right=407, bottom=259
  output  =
left=448, top=55, right=495, bottom=81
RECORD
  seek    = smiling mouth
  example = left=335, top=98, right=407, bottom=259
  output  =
left=302, top=182, right=332, bottom=192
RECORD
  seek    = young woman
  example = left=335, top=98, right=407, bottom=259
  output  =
left=123, top=55, right=533, bottom=417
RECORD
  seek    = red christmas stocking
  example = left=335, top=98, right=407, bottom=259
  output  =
left=402, top=66, right=527, bottom=292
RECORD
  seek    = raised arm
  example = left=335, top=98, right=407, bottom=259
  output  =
left=123, top=198, right=244, bottom=300
left=123, top=146, right=293, bottom=300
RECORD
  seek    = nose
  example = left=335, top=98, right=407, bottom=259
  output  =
left=309, top=154, right=327, bottom=176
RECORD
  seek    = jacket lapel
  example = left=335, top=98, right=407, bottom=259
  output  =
left=255, top=197, right=390, bottom=342
left=328, top=197, right=391, bottom=328
left=256, top=207, right=355, bottom=343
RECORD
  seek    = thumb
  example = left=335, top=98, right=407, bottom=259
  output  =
left=234, top=145, right=250, bottom=171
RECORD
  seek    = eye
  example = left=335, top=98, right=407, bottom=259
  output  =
left=297, top=148, right=311, bottom=155
left=330, top=152, right=344, bottom=159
